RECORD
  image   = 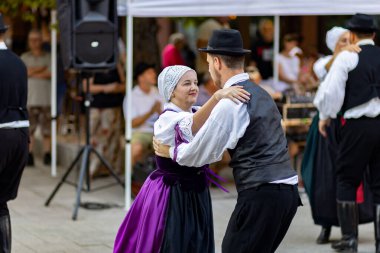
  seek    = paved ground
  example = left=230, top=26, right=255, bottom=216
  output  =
left=9, top=161, right=376, bottom=253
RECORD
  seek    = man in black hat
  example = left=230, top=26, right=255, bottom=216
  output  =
left=0, top=13, right=29, bottom=253
left=314, top=13, right=380, bottom=252
left=154, top=29, right=300, bottom=253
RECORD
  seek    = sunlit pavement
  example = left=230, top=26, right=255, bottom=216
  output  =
left=10, top=164, right=375, bottom=253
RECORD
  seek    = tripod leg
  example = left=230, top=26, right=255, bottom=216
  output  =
left=91, top=147, right=125, bottom=188
left=72, top=146, right=90, bottom=220
left=45, top=147, right=85, bottom=206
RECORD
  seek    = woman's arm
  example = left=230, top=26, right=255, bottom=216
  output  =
left=325, top=45, right=361, bottom=73
left=191, top=86, right=250, bottom=134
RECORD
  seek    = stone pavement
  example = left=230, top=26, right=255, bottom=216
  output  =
left=9, top=162, right=376, bottom=253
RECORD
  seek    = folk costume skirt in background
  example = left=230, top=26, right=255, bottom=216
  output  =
left=113, top=156, right=214, bottom=253
left=301, top=114, right=373, bottom=227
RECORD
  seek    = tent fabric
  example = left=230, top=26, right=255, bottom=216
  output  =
left=118, top=0, right=380, bottom=17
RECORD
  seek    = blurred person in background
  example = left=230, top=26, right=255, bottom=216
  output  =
left=161, top=33, right=186, bottom=68
left=124, top=62, right=164, bottom=169
left=196, top=17, right=230, bottom=76
left=250, top=18, right=274, bottom=80
left=246, top=65, right=282, bottom=101
left=21, top=29, right=51, bottom=166
left=276, top=33, right=302, bottom=95
left=84, top=64, right=125, bottom=177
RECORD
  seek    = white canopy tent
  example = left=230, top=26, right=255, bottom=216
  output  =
left=50, top=0, right=380, bottom=209
left=119, top=0, right=380, bottom=209
left=119, top=0, right=380, bottom=17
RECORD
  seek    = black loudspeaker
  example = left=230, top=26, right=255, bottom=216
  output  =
left=57, top=0, right=118, bottom=69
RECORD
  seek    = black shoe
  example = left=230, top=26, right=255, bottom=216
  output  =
left=316, top=226, right=331, bottom=244
left=332, top=201, right=358, bottom=252
left=331, top=237, right=358, bottom=252
left=0, top=214, right=11, bottom=253
left=43, top=153, right=51, bottom=165
left=374, top=204, right=380, bottom=253
left=27, top=153, right=34, bottom=166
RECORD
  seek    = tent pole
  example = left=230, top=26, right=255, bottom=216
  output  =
left=51, top=9, right=58, bottom=177
left=273, top=15, right=280, bottom=85
left=125, top=2, right=133, bottom=210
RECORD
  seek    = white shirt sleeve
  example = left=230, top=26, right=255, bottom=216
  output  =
left=154, top=111, right=194, bottom=146
left=313, top=51, right=358, bottom=120
left=313, top=55, right=332, bottom=81
left=169, top=99, right=250, bottom=167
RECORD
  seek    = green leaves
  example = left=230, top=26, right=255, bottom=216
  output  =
left=0, top=0, right=55, bottom=21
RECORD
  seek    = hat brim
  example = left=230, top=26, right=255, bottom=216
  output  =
left=198, top=47, right=251, bottom=56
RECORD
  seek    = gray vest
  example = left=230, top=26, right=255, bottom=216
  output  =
left=228, top=80, right=296, bottom=192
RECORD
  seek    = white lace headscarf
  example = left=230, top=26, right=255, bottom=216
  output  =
left=158, top=65, right=194, bottom=102
left=326, top=27, right=348, bottom=52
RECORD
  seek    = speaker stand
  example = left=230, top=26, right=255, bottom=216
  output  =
left=45, top=73, right=125, bottom=220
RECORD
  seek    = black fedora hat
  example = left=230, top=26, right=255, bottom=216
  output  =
left=0, top=14, right=9, bottom=33
left=199, top=29, right=251, bottom=56
left=134, top=62, right=155, bottom=80
left=346, top=13, right=377, bottom=33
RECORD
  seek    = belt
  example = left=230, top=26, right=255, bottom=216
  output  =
left=253, top=183, right=297, bottom=191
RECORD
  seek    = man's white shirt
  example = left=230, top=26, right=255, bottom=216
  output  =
left=168, top=72, right=298, bottom=185
left=314, top=39, right=380, bottom=120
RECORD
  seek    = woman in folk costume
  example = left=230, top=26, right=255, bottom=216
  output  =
left=113, top=65, right=249, bottom=253
left=301, top=26, right=373, bottom=244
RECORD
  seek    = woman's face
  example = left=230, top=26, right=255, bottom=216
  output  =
left=335, top=32, right=350, bottom=53
left=171, top=70, right=199, bottom=110
left=284, top=40, right=298, bottom=52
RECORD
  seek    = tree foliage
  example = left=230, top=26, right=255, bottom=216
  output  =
left=0, top=0, right=55, bottom=22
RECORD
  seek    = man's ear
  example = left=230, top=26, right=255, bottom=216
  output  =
left=214, top=56, right=222, bottom=71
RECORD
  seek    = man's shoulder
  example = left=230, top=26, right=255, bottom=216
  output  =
left=338, top=50, right=356, bottom=58
left=214, top=98, right=244, bottom=116
left=334, top=51, right=358, bottom=70
left=0, top=50, right=25, bottom=68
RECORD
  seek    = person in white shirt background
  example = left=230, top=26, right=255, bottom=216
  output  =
left=155, top=29, right=301, bottom=253
left=123, top=62, right=164, bottom=168
left=314, top=13, right=380, bottom=253
left=276, top=33, right=302, bottom=94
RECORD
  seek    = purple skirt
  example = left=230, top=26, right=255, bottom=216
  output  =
left=113, top=156, right=214, bottom=253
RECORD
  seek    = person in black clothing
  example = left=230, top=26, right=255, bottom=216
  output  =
left=315, top=14, right=380, bottom=252
left=0, top=14, right=29, bottom=253
left=83, top=64, right=125, bottom=177
left=250, top=18, right=274, bottom=80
